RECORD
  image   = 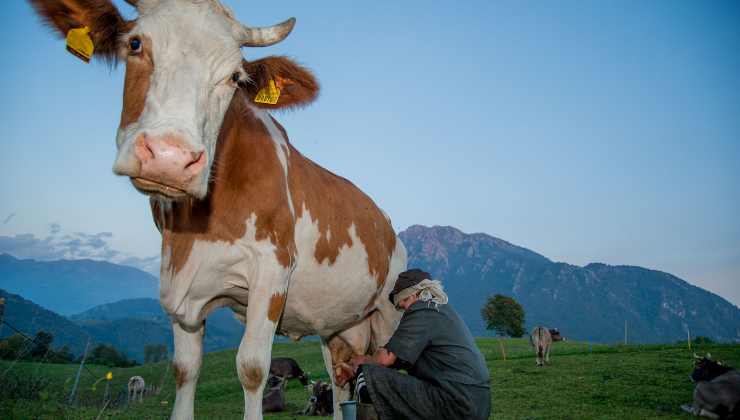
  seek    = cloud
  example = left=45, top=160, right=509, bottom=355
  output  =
left=2, top=213, right=15, bottom=225
left=0, top=226, right=160, bottom=276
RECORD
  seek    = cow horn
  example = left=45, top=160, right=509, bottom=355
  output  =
left=239, top=18, right=296, bottom=47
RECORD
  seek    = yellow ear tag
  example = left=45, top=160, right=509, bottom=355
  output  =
left=254, top=79, right=281, bottom=105
left=66, top=27, right=94, bottom=63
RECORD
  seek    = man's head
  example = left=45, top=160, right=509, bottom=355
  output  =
left=389, top=268, right=430, bottom=310
left=395, top=292, right=419, bottom=311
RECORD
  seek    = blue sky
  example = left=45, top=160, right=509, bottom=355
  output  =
left=1, top=1, right=738, bottom=305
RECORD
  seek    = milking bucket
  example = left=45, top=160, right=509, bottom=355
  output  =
left=340, top=400, right=357, bottom=420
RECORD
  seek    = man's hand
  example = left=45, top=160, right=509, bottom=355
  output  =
left=335, top=362, right=355, bottom=387
left=333, top=348, right=398, bottom=387
left=350, top=354, right=372, bottom=371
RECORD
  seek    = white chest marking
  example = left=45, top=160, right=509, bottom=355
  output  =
left=249, top=104, right=295, bottom=218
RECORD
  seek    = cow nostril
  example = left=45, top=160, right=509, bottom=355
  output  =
left=185, top=151, right=205, bottom=171
left=135, top=138, right=155, bottom=161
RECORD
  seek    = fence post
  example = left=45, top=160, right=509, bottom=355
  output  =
left=687, top=328, right=692, bottom=351
left=69, top=339, right=91, bottom=404
left=624, top=320, right=627, bottom=345
left=497, top=337, right=507, bottom=361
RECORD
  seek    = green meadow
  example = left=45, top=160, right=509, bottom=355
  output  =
left=1, top=338, right=738, bottom=419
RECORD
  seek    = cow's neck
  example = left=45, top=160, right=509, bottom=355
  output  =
left=153, top=90, right=295, bottom=276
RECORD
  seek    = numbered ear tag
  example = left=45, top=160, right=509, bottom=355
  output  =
left=66, top=26, right=94, bottom=63
left=254, top=79, right=281, bottom=104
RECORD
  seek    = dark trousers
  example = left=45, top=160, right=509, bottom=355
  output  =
left=361, top=364, right=490, bottom=420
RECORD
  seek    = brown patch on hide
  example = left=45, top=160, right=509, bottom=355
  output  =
left=288, top=147, right=397, bottom=287
left=267, top=292, right=287, bottom=323
left=154, top=89, right=296, bottom=275
left=173, top=362, right=187, bottom=389
left=120, top=35, right=153, bottom=128
left=28, top=0, right=130, bottom=63
left=238, top=359, right=264, bottom=392
left=243, top=56, right=319, bottom=110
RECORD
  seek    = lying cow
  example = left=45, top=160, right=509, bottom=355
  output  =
left=681, top=354, right=740, bottom=419
left=530, top=326, right=565, bottom=366
left=302, top=380, right=333, bottom=416
left=270, top=357, right=309, bottom=386
left=262, top=374, right=287, bottom=413
left=127, top=376, right=145, bottom=403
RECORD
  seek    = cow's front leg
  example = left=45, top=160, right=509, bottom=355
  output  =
left=170, top=320, right=205, bottom=420
left=236, top=271, right=289, bottom=420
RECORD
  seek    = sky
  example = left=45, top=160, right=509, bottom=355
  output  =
left=1, top=1, right=738, bottom=305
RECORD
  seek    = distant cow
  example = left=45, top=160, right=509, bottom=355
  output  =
left=270, top=357, right=309, bottom=386
left=681, top=355, right=740, bottom=419
left=530, top=327, right=565, bottom=366
left=262, top=375, right=287, bottom=413
left=302, top=380, right=334, bottom=416
left=128, top=376, right=145, bottom=403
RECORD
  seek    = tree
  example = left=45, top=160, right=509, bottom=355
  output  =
left=0, top=334, right=27, bottom=360
left=88, top=344, right=137, bottom=367
left=52, top=345, right=75, bottom=363
left=144, top=344, right=168, bottom=363
left=29, top=331, right=54, bottom=359
left=481, top=294, right=526, bottom=337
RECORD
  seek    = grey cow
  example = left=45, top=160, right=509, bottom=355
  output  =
left=530, top=326, right=565, bottom=366
left=682, top=355, right=740, bottom=419
left=262, top=375, right=287, bottom=413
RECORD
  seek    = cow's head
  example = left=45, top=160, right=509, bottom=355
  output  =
left=30, top=0, right=318, bottom=200
left=691, top=353, right=732, bottom=383
left=304, top=380, right=333, bottom=416
left=549, top=328, right=565, bottom=342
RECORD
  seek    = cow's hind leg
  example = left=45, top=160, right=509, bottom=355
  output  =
left=170, top=321, right=205, bottom=420
left=236, top=270, right=289, bottom=420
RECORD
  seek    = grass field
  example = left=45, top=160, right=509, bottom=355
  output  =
left=1, top=338, right=738, bottom=419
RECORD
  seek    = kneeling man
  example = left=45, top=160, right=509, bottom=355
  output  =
left=338, top=269, right=491, bottom=420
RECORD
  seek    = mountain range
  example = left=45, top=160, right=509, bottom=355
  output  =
left=0, top=253, right=158, bottom=315
left=0, top=224, right=738, bottom=360
left=0, top=290, right=244, bottom=362
left=400, top=225, right=740, bottom=343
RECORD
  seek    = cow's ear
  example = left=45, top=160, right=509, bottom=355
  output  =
left=243, top=56, right=319, bottom=110
left=28, top=0, right=130, bottom=63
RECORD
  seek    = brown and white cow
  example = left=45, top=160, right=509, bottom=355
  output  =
left=530, top=326, right=564, bottom=366
left=28, top=1, right=406, bottom=419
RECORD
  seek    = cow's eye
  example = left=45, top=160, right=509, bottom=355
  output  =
left=129, top=37, right=142, bottom=53
left=231, top=72, right=241, bottom=83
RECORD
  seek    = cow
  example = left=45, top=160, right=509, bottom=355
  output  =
left=270, top=357, right=309, bottom=386
left=530, top=326, right=564, bottom=366
left=27, top=1, right=406, bottom=419
left=128, top=376, right=146, bottom=403
left=262, top=374, right=286, bottom=413
left=681, top=355, right=740, bottom=419
left=302, top=380, right=334, bottom=416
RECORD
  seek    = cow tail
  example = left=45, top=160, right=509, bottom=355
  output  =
left=537, top=328, right=544, bottom=359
